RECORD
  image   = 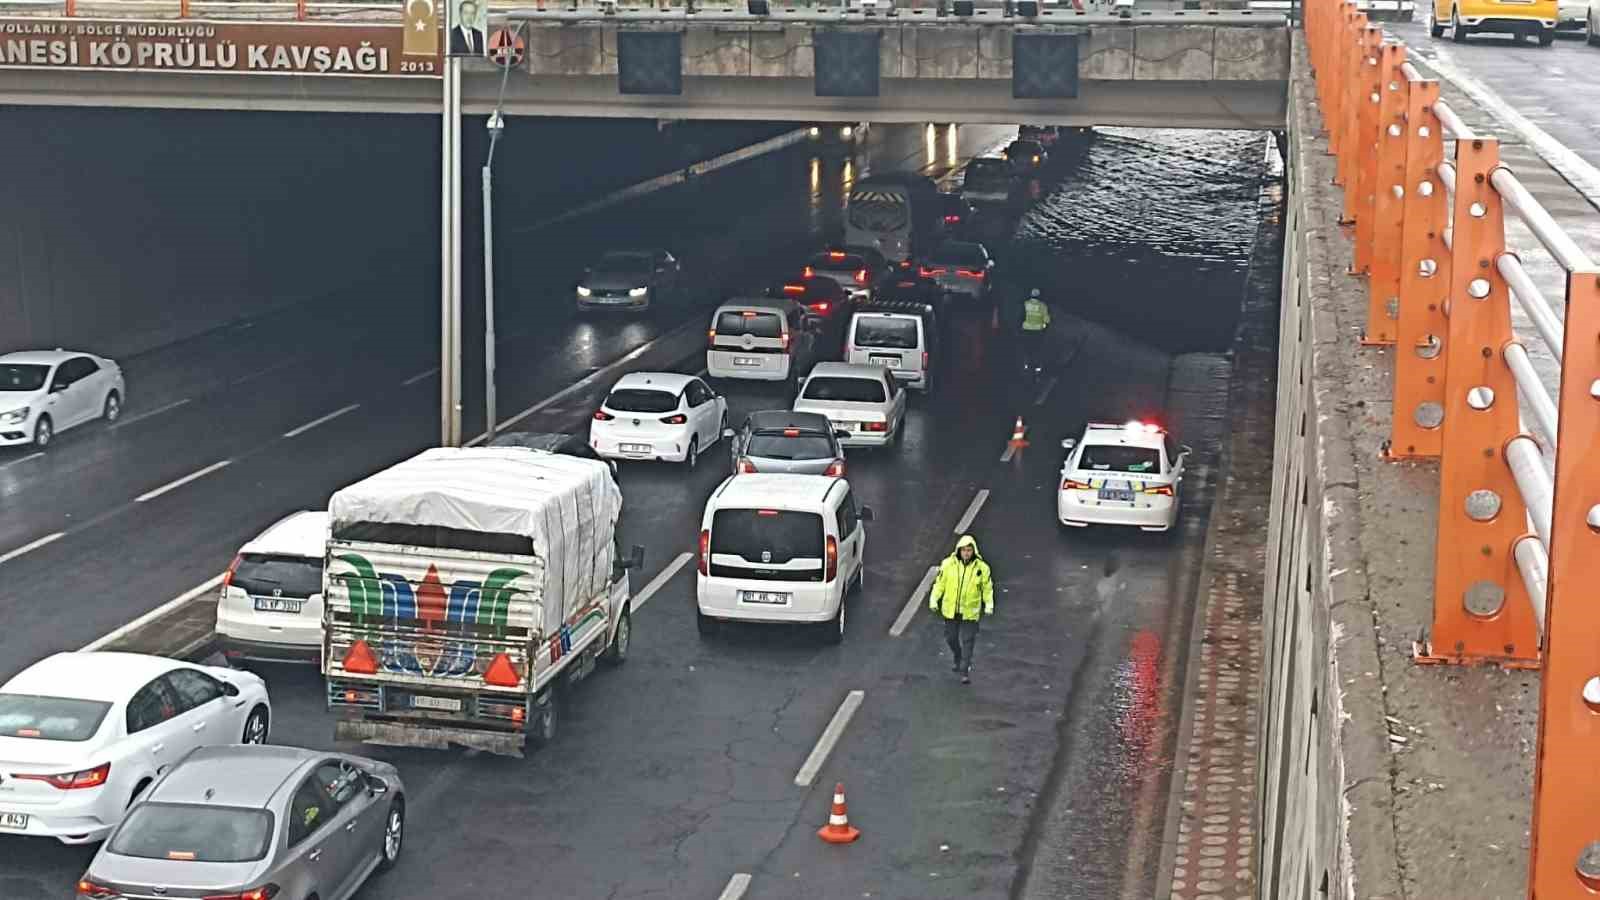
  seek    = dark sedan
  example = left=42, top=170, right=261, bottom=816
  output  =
left=576, top=249, right=680, bottom=312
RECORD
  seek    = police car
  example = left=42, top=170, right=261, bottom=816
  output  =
left=1058, top=420, right=1189, bottom=532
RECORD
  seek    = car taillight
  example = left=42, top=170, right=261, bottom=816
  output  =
left=1062, top=478, right=1093, bottom=491
left=854, top=268, right=869, bottom=285
left=781, top=333, right=791, bottom=352
left=15, top=762, right=110, bottom=790
left=1147, top=484, right=1175, bottom=496
left=484, top=653, right=521, bottom=687
left=825, top=536, right=838, bottom=582
left=342, top=639, right=377, bottom=674
left=862, top=422, right=888, bottom=433
left=698, top=530, right=710, bottom=575
left=958, top=268, right=986, bottom=279
left=737, top=458, right=757, bottom=474
left=919, top=266, right=944, bottom=277
left=944, top=214, right=961, bottom=223
left=707, top=329, right=717, bottom=348
left=922, top=351, right=929, bottom=369
left=204, top=887, right=281, bottom=900
left=802, top=265, right=815, bottom=278
left=661, top=414, right=688, bottom=425
left=593, top=410, right=615, bottom=421
left=220, top=554, right=242, bottom=590
left=808, top=302, right=831, bottom=314
left=77, top=880, right=117, bottom=898
left=824, top=460, right=845, bottom=477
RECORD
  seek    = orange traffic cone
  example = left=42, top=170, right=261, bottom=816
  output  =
left=817, top=782, right=861, bottom=844
left=1008, top=416, right=1029, bottom=449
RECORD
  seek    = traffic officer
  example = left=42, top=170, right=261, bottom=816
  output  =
left=1020, top=288, right=1052, bottom=376
left=929, top=534, right=994, bottom=684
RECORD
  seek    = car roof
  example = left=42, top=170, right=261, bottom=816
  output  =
left=0, top=349, right=87, bottom=366
left=807, top=362, right=885, bottom=379
left=714, top=473, right=843, bottom=507
left=240, top=510, right=329, bottom=558
left=3, top=652, right=181, bottom=702
left=745, top=410, right=834, bottom=432
left=611, top=371, right=696, bottom=393
left=150, top=745, right=320, bottom=808
left=1079, top=422, right=1168, bottom=450
left=716, top=296, right=794, bottom=313
left=934, top=240, right=986, bottom=255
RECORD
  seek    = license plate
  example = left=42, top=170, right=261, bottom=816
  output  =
left=0, top=812, right=28, bottom=830
left=619, top=443, right=651, bottom=454
left=410, top=695, right=462, bottom=712
left=733, top=357, right=762, bottom=367
left=253, top=597, right=303, bottom=614
left=1098, top=481, right=1135, bottom=502
left=740, top=590, right=791, bottom=605
left=869, top=356, right=898, bottom=367
left=837, top=422, right=859, bottom=431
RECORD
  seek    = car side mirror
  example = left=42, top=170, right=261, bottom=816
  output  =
left=1180, top=444, right=1193, bottom=456
left=220, top=681, right=240, bottom=697
left=367, top=776, right=390, bottom=797
left=859, top=506, right=875, bottom=522
left=1060, top=438, right=1076, bottom=451
left=722, top=427, right=735, bottom=439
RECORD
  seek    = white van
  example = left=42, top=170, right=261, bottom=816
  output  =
left=215, top=510, right=329, bottom=664
left=696, top=474, right=874, bottom=643
left=706, top=297, right=820, bottom=385
left=844, top=300, right=937, bottom=391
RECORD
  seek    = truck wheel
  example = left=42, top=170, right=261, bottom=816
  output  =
left=602, top=608, right=632, bottom=666
left=696, top=608, right=719, bottom=637
left=527, top=687, right=559, bottom=748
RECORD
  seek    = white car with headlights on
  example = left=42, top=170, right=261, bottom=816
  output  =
left=792, top=362, right=907, bottom=448
left=0, top=651, right=270, bottom=844
left=590, top=372, right=728, bottom=467
left=0, top=350, right=125, bottom=449
left=1058, top=420, right=1190, bottom=532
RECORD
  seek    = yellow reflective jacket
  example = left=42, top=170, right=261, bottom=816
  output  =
left=929, top=535, right=994, bottom=621
left=1022, top=297, right=1052, bottom=332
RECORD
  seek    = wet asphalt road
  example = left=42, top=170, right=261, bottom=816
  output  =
left=0, top=122, right=1276, bottom=899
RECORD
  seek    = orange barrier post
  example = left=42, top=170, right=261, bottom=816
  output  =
left=1386, top=78, right=1450, bottom=460
left=1361, top=43, right=1407, bottom=345
left=65, top=0, right=75, bottom=15
left=179, top=0, right=189, bottom=16
left=1415, top=137, right=1540, bottom=668
left=1330, top=9, right=1364, bottom=173
left=1527, top=269, right=1600, bottom=897
left=1348, top=25, right=1383, bottom=272
left=1336, top=21, right=1375, bottom=218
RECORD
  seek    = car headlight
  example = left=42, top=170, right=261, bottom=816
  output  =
left=810, top=126, right=821, bottom=138
left=841, top=126, right=854, bottom=139
left=629, top=287, right=648, bottom=297
left=577, top=286, right=592, bottom=297
left=0, top=407, right=28, bottom=424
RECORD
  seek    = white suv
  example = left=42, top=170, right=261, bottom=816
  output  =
left=215, top=511, right=329, bottom=664
left=696, top=474, right=874, bottom=644
left=1058, top=421, right=1189, bottom=532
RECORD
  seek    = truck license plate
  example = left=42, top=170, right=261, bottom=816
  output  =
left=410, top=695, right=462, bottom=712
left=0, top=812, right=29, bottom=830
left=740, top=590, right=791, bottom=605
left=253, top=597, right=304, bottom=613
left=734, top=357, right=762, bottom=367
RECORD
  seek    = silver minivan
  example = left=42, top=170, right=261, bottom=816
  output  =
left=706, top=298, right=821, bottom=386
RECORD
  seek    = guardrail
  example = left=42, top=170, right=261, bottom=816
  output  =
left=1306, top=2, right=1600, bottom=896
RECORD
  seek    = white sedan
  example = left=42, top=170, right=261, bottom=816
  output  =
left=791, top=362, right=908, bottom=448
left=0, top=652, right=270, bottom=844
left=1058, top=420, right=1189, bottom=532
left=589, top=372, right=728, bottom=467
left=0, top=350, right=125, bottom=449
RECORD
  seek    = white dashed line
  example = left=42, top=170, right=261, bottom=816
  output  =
left=283, top=403, right=361, bottom=438
left=402, top=367, right=439, bottom=386
left=953, top=489, right=989, bottom=534
left=0, top=531, right=65, bottom=566
left=632, top=552, right=693, bottom=612
left=889, top=565, right=939, bottom=637
left=0, top=451, right=44, bottom=470
left=110, top=397, right=192, bottom=429
left=1034, top=375, right=1058, bottom=407
left=716, top=874, right=752, bottom=900
left=134, top=460, right=232, bottom=503
left=82, top=574, right=224, bottom=651
left=794, top=690, right=866, bottom=787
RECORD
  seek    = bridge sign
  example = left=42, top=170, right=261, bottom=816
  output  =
left=487, top=28, right=525, bottom=68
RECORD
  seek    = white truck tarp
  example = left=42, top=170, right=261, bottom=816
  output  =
left=327, top=447, right=622, bottom=628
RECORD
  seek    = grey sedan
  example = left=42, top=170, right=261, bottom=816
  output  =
left=725, top=410, right=848, bottom=476
left=576, top=249, right=680, bottom=311
left=78, top=745, right=405, bottom=900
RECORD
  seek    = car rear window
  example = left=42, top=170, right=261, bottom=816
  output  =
left=854, top=317, right=919, bottom=349
left=747, top=432, right=835, bottom=460
left=810, top=253, right=864, bottom=272
left=715, top=311, right=784, bottom=339
left=110, top=803, right=274, bottom=863
left=0, top=364, right=48, bottom=392
left=710, top=509, right=825, bottom=563
left=232, top=555, right=323, bottom=599
left=1008, top=141, right=1042, bottom=155
left=802, top=376, right=886, bottom=404
left=0, top=694, right=111, bottom=742
left=605, top=388, right=679, bottom=414
left=1078, top=445, right=1161, bottom=474
left=930, top=245, right=985, bottom=267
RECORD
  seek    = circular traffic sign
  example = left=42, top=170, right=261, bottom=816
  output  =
left=488, top=28, right=525, bottom=67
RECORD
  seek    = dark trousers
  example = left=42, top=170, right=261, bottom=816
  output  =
left=944, top=617, right=980, bottom=672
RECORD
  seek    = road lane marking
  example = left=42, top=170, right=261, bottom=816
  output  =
left=134, top=460, right=232, bottom=503
left=953, top=489, right=989, bottom=534
left=1034, top=375, right=1058, bottom=407
left=633, top=552, right=693, bottom=611
left=889, top=565, right=939, bottom=637
left=82, top=573, right=224, bottom=651
left=794, top=689, right=865, bottom=787
left=402, top=366, right=439, bottom=386
left=0, top=451, right=44, bottom=470
left=283, top=403, right=361, bottom=438
left=110, top=397, right=192, bottom=429
left=229, top=358, right=297, bottom=387
left=717, top=874, right=752, bottom=900
left=0, top=531, right=65, bottom=566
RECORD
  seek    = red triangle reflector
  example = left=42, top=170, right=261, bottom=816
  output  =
left=343, top=640, right=377, bottom=674
left=484, top=653, right=521, bottom=687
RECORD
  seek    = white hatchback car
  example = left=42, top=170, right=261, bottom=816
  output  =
left=0, top=350, right=125, bottom=449
left=792, top=362, right=908, bottom=448
left=590, top=372, right=728, bottom=467
left=0, top=652, right=270, bottom=844
left=1058, top=421, right=1190, bottom=532
left=216, top=510, right=329, bottom=665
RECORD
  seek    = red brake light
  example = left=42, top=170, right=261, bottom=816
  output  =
left=77, top=881, right=117, bottom=899
left=862, top=421, right=888, bottom=433
left=824, top=459, right=845, bottom=477
left=343, top=639, right=377, bottom=674
left=1062, top=478, right=1093, bottom=491
left=484, top=653, right=521, bottom=687
left=825, top=536, right=838, bottom=581
left=593, top=410, right=615, bottom=421
left=220, top=555, right=242, bottom=590
left=783, top=428, right=801, bottom=436
left=204, top=887, right=281, bottom=900
left=828, top=251, right=846, bottom=260
left=698, top=529, right=710, bottom=575
left=944, top=214, right=960, bottom=223
left=784, top=284, right=806, bottom=295
left=757, top=509, right=780, bottom=516
left=781, top=333, right=791, bottom=351
left=958, top=268, right=986, bottom=279
left=737, top=458, right=757, bottom=473
left=918, top=266, right=937, bottom=277
left=922, top=351, right=929, bottom=368
left=16, top=762, right=110, bottom=790
left=741, top=311, right=759, bottom=317
left=854, top=268, right=869, bottom=285
left=1147, top=484, right=1175, bottom=496
left=661, top=414, right=688, bottom=425
left=802, top=265, right=815, bottom=278
left=808, top=302, right=831, bottom=314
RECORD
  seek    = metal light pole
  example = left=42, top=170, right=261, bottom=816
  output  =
left=482, top=109, right=505, bottom=442
left=441, top=51, right=463, bottom=447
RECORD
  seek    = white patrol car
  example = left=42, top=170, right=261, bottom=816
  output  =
left=1058, top=421, right=1190, bottom=532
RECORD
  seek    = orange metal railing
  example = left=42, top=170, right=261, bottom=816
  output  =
left=1306, top=2, right=1600, bottom=896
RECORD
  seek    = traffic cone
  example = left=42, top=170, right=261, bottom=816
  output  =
left=817, top=782, right=861, bottom=844
left=1008, top=416, right=1029, bottom=449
